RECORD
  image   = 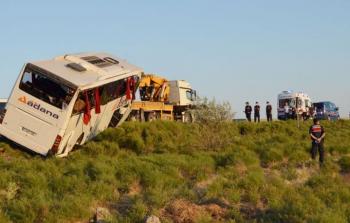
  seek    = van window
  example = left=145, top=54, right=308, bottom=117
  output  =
left=305, top=100, right=311, bottom=107
left=279, top=99, right=292, bottom=108
left=297, top=99, right=302, bottom=107
left=325, top=103, right=331, bottom=110
left=314, top=103, right=324, bottom=112
left=19, top=64, right=75, bottom=109
left=290, top=98, right=296, bottom=107
left=329, top=103, right=336, bottom=110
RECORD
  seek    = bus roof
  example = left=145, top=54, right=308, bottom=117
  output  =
left=30, top=52, right=143, bottom=89
left=0, top=98, right=7, bottom=103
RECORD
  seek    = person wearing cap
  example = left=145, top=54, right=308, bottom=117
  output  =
left=309, top=118, right=326, bottom=165
left=266, top=101, right=273, bottom=122
left=244, top=102, right=252, bottom=122
left=254, top=102, right=260, bottom=123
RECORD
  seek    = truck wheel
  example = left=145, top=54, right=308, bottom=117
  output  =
left=183, top=112, right=193, bottom=123
left=155, top=112, right=161, bottom=120
left=146, top=112, right=156, bottom=122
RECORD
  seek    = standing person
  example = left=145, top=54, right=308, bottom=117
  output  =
left=244, top=102, right=252, bottom=122
left=284, top=102, right=290, bottom=120
left=309, top=105, right=315, bottom=119
left=291, top=107, right=297, bottom=120
left=266, top=101, right=273, bottom=122
left=254, top=102, right=260, bottom=123
left=309, top=118, right=326, bottom=165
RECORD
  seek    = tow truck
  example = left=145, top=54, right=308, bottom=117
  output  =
left=129, top=74, right=197, bottom=122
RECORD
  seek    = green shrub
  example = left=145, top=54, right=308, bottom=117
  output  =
left=338, top=156, right=350, bottom=173
left=0, top=120, right=349, bottom=222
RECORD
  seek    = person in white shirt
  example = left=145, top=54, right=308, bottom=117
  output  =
left=284, top=102, right=290, bottom=120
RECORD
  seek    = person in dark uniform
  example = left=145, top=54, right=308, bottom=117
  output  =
left=254, top=102, right=260, bottom=123
left=266, top=101, right=273, bottom=122
left=245, top=102, right=252, bottom=122
left=309, top=106, right=315, bottom=119
left=291, top=107, right=296, bottom=120
left=309, top=118, right=326, bottom=165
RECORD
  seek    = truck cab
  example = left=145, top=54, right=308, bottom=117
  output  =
left=130, top=77, right=197, bottom=122
left=313, top=101, right=340, bottom=121
left=168, top=80, right=197, bottom=122
left=168, top=80, right=197, bottom=106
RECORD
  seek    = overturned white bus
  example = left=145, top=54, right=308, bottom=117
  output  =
left=0, top=53, right=142, bottom=157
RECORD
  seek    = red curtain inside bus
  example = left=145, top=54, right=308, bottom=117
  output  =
left=94, top=88, right=101, bottom=114
left=83, top=91, right=91, bottom=125
left=126, top=77, right=136, bottom=100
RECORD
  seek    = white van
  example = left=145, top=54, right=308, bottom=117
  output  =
left=0, top=53, right=142, bottom=157
left=277, top=91, right=312, bottom=120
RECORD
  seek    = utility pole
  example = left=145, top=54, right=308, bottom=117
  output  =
left=296, top=97, right=300, bottom=129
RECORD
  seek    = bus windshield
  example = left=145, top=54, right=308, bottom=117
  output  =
left=19, top=64, right=76, bottom=109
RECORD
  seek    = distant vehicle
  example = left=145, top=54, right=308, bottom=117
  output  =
left=313, top=101, right=340, bottom=120
left=129, top=74, right=197, bottom=122
left=0, top=99, right=6, bottom=111
left=0, top=53, right=142, bottom=157
left=277, top=91, right=312, bottom=120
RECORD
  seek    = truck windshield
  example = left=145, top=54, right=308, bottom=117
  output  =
left=19, top=64, right=76, bottom=109
left=186, top=90, right=196, bottom=101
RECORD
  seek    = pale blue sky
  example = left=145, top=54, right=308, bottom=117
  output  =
left=0, top=0, right=349, bottom=118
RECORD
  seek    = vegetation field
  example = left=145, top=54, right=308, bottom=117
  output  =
left=1, top=120, right=350, bottom=222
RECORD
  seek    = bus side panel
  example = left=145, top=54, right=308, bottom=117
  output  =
left=93, top=98, right=123, bottom=135
left=60, top=97, right=120, bottom=154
